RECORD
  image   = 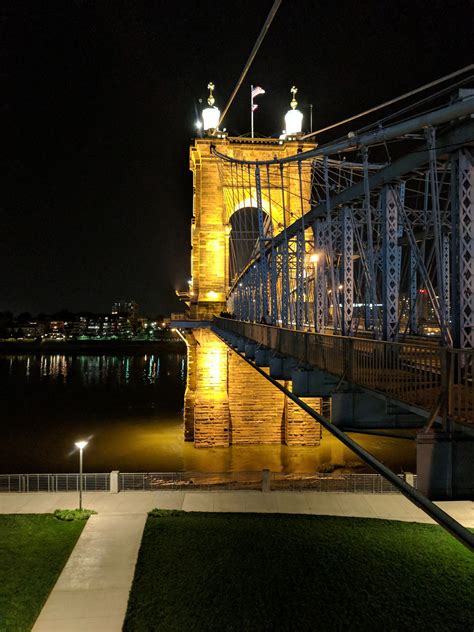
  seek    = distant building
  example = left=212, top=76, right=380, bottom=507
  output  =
left=111, top=300, right=139, bottom=336
left=49, top=321, right=65, bottom=333
left=18, top=322, right=46, bottom=339
left=112, top=300, right=138, bottom=322
left=70, top=316, right=87, bottom=337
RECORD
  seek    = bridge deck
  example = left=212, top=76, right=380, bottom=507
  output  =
left=215, top=318, right=473, bottom=427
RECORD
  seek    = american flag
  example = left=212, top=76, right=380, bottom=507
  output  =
left=251, top=86, right=265, bottom=135
left=251, top=86, right=265, bottom=99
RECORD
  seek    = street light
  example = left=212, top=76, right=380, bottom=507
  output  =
left=74, top=440, right=88, bottom=510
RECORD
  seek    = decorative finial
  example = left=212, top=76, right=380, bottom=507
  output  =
left=207, top=82, right=215, bottom=107
left=290, top=86, right=298, bottom=110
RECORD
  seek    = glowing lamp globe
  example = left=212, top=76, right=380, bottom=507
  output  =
left=202, top=106, right=220, bottom=132
left=202, top=82, right=220, bottom=132
left=284, top=85, right=303, bottom=135
left=285, top=108, right=303, bottom=135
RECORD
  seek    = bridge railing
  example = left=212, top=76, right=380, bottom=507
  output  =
left=215, top=318, right=474, bottom=425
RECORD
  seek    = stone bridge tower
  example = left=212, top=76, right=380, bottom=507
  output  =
left=188, top=137, right=315, bottom=319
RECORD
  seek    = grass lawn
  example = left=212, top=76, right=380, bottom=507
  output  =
left=124, top=512, right=473, bottom=632
left=0, top=514, right=85, bottom=631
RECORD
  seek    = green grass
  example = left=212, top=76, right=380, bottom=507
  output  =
left=0, top=515, right=85, bottom=631
left=124, top=512, right=473, bottom=632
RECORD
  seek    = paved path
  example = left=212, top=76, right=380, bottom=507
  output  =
left=33, top=513, right=146, bottom=632
left=3, top=491, right=471, bottom=631
left=1, top=490, right=472, bottom=526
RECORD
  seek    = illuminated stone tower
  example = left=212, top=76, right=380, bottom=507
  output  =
left=188, top=136, right=315, bottom=319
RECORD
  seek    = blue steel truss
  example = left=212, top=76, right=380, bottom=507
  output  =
left=213, top=96, right=474, bottom=349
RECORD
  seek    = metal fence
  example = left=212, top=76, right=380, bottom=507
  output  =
left=119, top=471, right=414, bottom=493
left=119, top=471, right=263, bottom=491
left=0, top=473, right=110, bottom=493
left=0, top=471, right=416, bottom=493
left=270, top=472, right=415, bottom=493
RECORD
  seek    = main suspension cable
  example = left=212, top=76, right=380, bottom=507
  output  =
left=218, top=0, right=282, bottom=128
left=300, top=64, right=474, bottom=141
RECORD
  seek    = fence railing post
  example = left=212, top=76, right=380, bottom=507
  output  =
left=110, top=470, right=120, bottom=493
left=261, top=469, right=271, bottom=493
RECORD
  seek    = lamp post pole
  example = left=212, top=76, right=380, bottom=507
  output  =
left=79, top=447, right=83, bottom=510
left=75, top=440, right=88, bottom=511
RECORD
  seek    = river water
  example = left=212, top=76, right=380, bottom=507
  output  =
left=0, top=352, right=416, bottom=474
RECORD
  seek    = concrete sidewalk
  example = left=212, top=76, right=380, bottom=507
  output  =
left=33, top=513, right=146, bottom=632
left=1, top=490, right=472, bottom=526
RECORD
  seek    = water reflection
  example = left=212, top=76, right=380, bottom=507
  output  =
left=0, top=353, right=416, bottom=474
left=6, top=353, right=168, bottom=388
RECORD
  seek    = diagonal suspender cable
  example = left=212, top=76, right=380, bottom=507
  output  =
left=218, top=0, right=282, bottom=128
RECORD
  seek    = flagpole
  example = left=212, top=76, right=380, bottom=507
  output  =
left=251, top=84, right=254, bottom=138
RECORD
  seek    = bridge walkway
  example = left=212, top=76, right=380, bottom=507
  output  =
left=215, top=318, right=474, bottom=427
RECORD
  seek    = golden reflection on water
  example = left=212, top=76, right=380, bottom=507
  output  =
left=1, top=353, right=416, bottom=474
left=96, top=417, right=415, bottom=474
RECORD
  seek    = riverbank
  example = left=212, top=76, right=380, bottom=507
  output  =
left=0, top=339, right=186, bottom=354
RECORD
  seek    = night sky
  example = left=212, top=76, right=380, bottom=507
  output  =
left=3, top=0, right=472, bottom=316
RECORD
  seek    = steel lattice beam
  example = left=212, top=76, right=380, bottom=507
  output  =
left=457, top=149, right=474, bottom=349
left=342, top=207, right=354, bottom=336
left=382, top=185, right=400, bottom=341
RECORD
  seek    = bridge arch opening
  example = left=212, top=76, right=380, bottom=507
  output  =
left=228, top=206, right=272, bottom=284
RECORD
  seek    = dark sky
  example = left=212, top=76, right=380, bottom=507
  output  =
left=3, top=0, right=473, bottom=316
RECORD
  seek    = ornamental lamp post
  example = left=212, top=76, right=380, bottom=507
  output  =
left=202, top=82, right=221, bottom=134
left=284, top=86, right=303, bottom=137
left=74, top=440, right=88, bottom=510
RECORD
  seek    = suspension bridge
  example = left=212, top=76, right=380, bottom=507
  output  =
left=175, top=77, right=474, bottom=548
